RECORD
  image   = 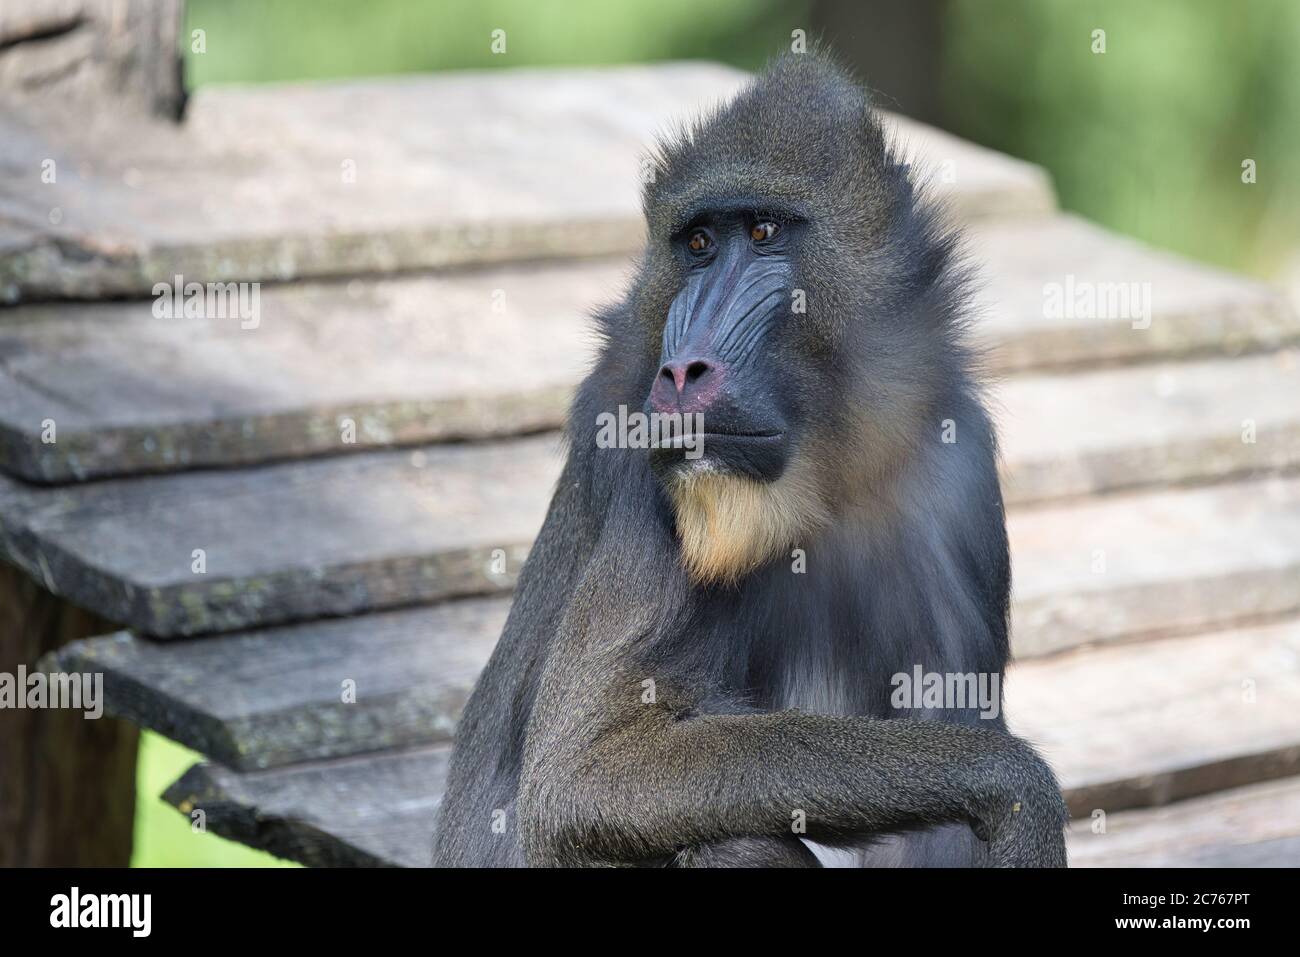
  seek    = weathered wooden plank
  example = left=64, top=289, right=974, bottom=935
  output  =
left=166, top=754, right=1300, bottom=868
left=1068, top=776, right=1300, bottom=867
left=0, top=64, right=1052, bottom=304
left=996, top=351, right=1300, bottom=504
left=1008, top=476, right=1300, bottom=657
left=0, top=260, right=618, bottom=482
left=4, top=426, right=1300, bottom=637
left=57, top=598, right=508, bottom=769
left=64, top=589, right=1300, bottom=797
left=0, top=436, right=558, bottom=637
left=3, top=217, right=1293, bottom=483
left=972, top=216, right=1299, bottom=372
left=1009, top=619, right=1300, bottom=817
left=163, top=747, right=450, bottom=868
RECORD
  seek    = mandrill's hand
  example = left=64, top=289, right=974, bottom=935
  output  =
left=965, top=737, right=1070, bottom=868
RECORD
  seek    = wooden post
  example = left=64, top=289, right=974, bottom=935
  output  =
left=0, top=0, right=186, bottom=120
left=0, top=0, right=184, bottom=868
left=0, top=564, right=138, bottom=865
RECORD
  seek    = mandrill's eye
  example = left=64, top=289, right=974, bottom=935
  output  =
left=687, top=229, right=712, bottom=254
left=750, top=221, right=780, bottom=243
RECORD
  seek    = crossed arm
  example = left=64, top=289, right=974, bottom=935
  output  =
left=518, top=666, right=1068, bottom=868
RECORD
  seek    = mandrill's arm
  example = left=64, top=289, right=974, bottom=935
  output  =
left=516, top=560, right=1068, bottom=869
left=522, top=701, right=1068, bottom=867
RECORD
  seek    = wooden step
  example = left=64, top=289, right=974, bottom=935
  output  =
left=5, top=429, right=1299, bottom=637
left=164, top=754, right=1300, bottom=868
left=1008, top=475, right=1300, bottom=656
left=0, top=437, right=556, bottom=636
left=163, top=747, right=451, bottom=868
left=1008, top=619, right=1300, bottom=816
left=3, top=217, right=1293, bottom=483
left=0, top=64, right=1051, bottom=304
left=997, top=351, right=1300, bottom=504
left=973, top=215, right=1299, bottom=371
left=0, top=260, right=615, bottom=483
left=1068, top=776, right=1300, bottom=867
left=61, top=594, right=1300, bottom=786
left=55, top=598, right=510, bottom=769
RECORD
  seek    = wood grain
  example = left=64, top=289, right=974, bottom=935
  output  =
left=1010, top=619, right=1300, bottom=816
left=5, top=426, right=1300, bottom=638
left=0, top=564, right=136, bottom=865
left=2, top=218, right=1293, bottom=483
left=65, top=603, right=1300, bottom=806
left=0, top=65, right=1053, bottom=303
left=58, top=599, right=507, bottom=769
left=1068, top=776, right=1300, bottom=867
left=162, top=747, right=450, bottom=868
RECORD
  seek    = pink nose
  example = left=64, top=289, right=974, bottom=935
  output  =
left=650, top=357, right=723, bottom=413
left=662, top=359, right=712, bottom=394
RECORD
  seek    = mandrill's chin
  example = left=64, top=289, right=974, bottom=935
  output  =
left=665, top=466, right=830, bottom=586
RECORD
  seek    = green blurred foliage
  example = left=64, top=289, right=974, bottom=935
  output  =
left=184, top=0, right=804, bottom=83
left=132, top=731, right=298, bottom=867
left=944, top=0, right=1300, bottom=274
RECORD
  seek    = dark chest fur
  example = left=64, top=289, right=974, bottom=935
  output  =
left=651, top=519, right=1008, bottom=725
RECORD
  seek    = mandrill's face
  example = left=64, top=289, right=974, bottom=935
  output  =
left=644, top=205, right=805, bottom=485
left=636, top=199, right=841, bottom=587
left=628, top=60, right=950, bottom=587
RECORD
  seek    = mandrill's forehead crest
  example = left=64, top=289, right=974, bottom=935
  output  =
left=642, top=53, right=900, bottom=237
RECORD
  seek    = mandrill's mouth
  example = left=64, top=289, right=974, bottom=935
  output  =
left=651, top=430, right=785, bottom=446
left=649, top=429, right=788, bottom=481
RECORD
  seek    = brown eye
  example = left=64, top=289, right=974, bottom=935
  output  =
left=751, top=221, right=779, bottom=242
left=687, top=229, right=711, bottom=253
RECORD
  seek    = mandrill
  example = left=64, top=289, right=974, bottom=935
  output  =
left=433, top=52, right=1068, bottom=868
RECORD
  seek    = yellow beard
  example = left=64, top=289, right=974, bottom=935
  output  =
left=666, top=466, right=829, bottom=585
